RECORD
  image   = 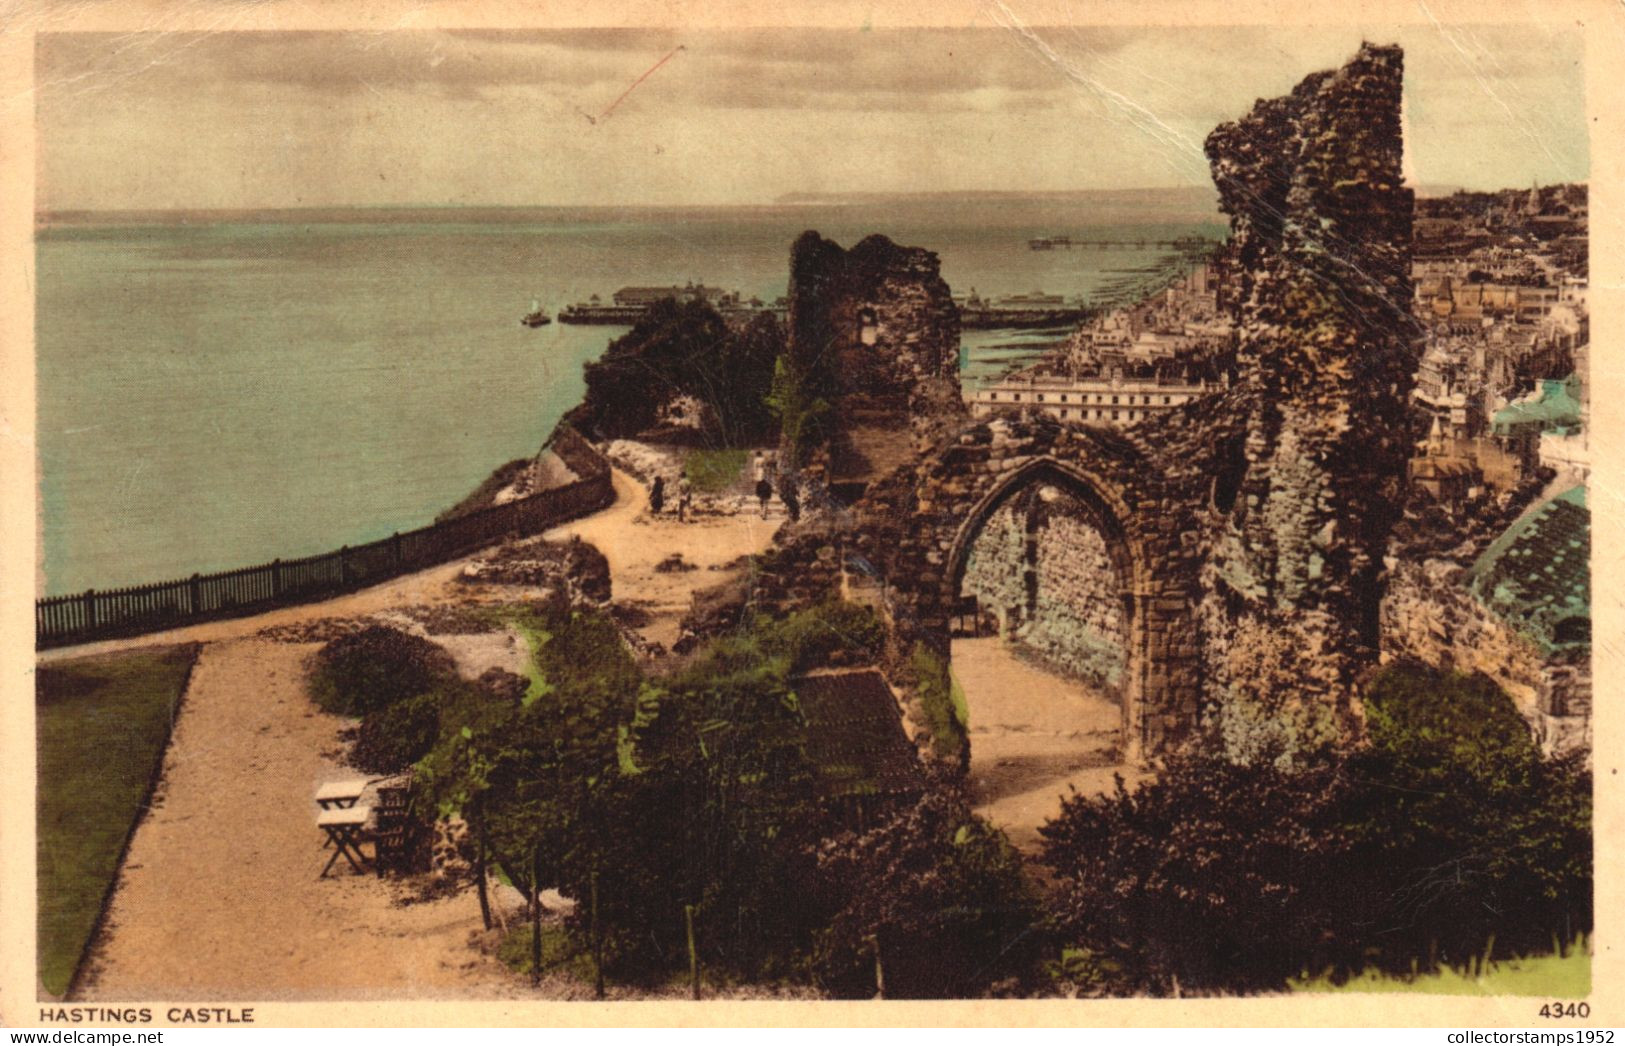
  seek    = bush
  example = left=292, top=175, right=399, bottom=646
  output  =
left=308, top=625, right=458, bottom=717
left=812, top=781, right=1042, bottom=998
left=1339, top=662, right=1592, bottom=970
left=352, top=690, right=444, bottom=774
left=1038, top=662, right=1592, bottom=994
left=1040, top=750, right=1351, bottom=995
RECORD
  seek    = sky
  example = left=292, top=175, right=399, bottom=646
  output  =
left=34, top=23, right=1589, bottom=211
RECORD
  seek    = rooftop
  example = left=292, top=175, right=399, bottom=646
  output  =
left=1468, top=485, right=1590, bottom=652
left=794, top=670, right=924, bottom=799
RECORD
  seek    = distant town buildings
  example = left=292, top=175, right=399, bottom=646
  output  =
left=1407, top=183, right=1588, bottom=495
left=969, top=372, right=1219, bottom=424
left=968, top=260, right=1234, bottom=429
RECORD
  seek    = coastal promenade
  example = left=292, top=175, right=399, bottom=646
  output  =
left=70, top=465, right=787, bottom=999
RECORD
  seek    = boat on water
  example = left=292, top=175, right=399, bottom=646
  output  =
left=521, top=300, right=552, bottom=327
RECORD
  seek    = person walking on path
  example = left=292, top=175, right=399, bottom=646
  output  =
left=677, top=475, right=693, bottom=523
left=756, top=474, right=773, bottom=518
left=649, top=474, right=666, bottom=516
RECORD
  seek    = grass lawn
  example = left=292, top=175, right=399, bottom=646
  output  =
left=36, top=644, right=200, bottom=997
left=683, top=448, right=750, bottom=494
left=1292, top=947, right=1590, bottom=997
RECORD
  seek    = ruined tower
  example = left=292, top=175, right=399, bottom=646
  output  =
left=1198, top=42, right=1420, bottom=756
left=782, top=232, right=965, bottom=504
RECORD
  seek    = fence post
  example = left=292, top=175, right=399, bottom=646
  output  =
left=685, top=903, right=699, bottom=1000
left=272, top=559, right=283, bottom=598
left=339, top=546, right=349, bottom=587
left=83, top=589, right=97, bottom=634
left=391, top=532, right=403, bottom=569
left=189, top=574, right=202, bottom=616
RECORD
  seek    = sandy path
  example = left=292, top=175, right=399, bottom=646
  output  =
left=547, top=467, right=781, bottom=650
left=952, top=636, right=1142, bottom=852
left=80, top=639, right=525, bottom=1001
left=44, top=467, right=775, bottom=664
left=68, top=466, right=784, bottom=1000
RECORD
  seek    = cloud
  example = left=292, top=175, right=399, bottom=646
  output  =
left=38, top=26, right=1131, bottom=111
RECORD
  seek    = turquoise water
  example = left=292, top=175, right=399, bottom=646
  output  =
left=37, top=201, right=1222, bottom=596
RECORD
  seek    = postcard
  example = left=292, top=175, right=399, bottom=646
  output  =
left=2, top=0, right=1619, bottom=1028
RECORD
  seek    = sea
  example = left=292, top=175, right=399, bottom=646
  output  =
left=36, top=194, right=1225, bottom=597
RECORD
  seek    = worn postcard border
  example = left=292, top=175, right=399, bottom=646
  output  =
left=1, top=0, right=1621, bottom=1027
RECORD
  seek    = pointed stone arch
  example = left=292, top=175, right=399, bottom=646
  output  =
left=940, top=456, right=1154, bottom=761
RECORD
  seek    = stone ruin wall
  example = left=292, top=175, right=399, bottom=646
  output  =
left=783, top=232, right=966, bottom=492
left=692, top=43, right=1429, bottom=766
left=1194, top=42, right=1421, bottom=758
left=1381, top=561, right=1592, bottom=757
left=959, top=491, right=1129, bottom=692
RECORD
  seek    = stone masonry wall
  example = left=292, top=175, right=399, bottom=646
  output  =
left=1028, top=506, right=1129, bottom=691
left=1195, top=42, right=1420, bottom=757
left=783, top=232, right=966, bottom=493
left=1382, top=560, right=1591, bottom=757
left=959, top=491, right=1130, bottom=692
left=960, top=502, right=1026, bottom=630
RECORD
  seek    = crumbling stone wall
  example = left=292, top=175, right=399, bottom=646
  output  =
left=1195, top=42, right=1420, bottom=758
left=1382, top=561, right=1591, bottom=756
left=782, top=232, right=966, bottom=495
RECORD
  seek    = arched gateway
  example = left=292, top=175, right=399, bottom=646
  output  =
left=858, top=417, right=1211, bottom=761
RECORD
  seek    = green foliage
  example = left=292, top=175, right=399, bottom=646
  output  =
left=911, top=643, right=969, bottom=761
left=497, top=921, right=595, bottom=983
left=36, top=644, right=199, bottom=997
left=351, top=690, right=445, bottom=775
left=1293, top=939, right=1591, bottom=997
left=684, top=449, right=750, bottom=494
left=575, top=300, right=782, bottom=446
left=1040, top=750, right=1352, bottom=995
left=812, top=781, right=1042, bottom=998
left=416, top=606, right=645, bottom=980
left=1340, top=662, right=1592, bottom=969
left=766, top=353, right=832, bottom=470
left=1039, top=661, right=1592, bottom=995
left=308, top=626, right=457, bottom=717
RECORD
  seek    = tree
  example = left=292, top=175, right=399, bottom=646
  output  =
left=415, top=607, right=639, bottom=980
left=572, top=299, right=784, bottom=446
left=812, top=777, right=1042, bottom=998
left=1037, top=663, right=1593, bottom=994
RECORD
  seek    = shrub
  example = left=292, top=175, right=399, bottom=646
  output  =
left=1040, top=750, right=1351, bottom=995
left=351, top=690, right=444, bottom=774
left=812, top=781, right=1042, bottom=998
left=911, top=643, right=969, bottom=763
left=308, top=625, right=458, bottom=717
left=1038, top=662, right=1592, bottom=994
left=1339, top=662, right=1592, bottom=970
left=768, top=600, right=885, bottom=673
